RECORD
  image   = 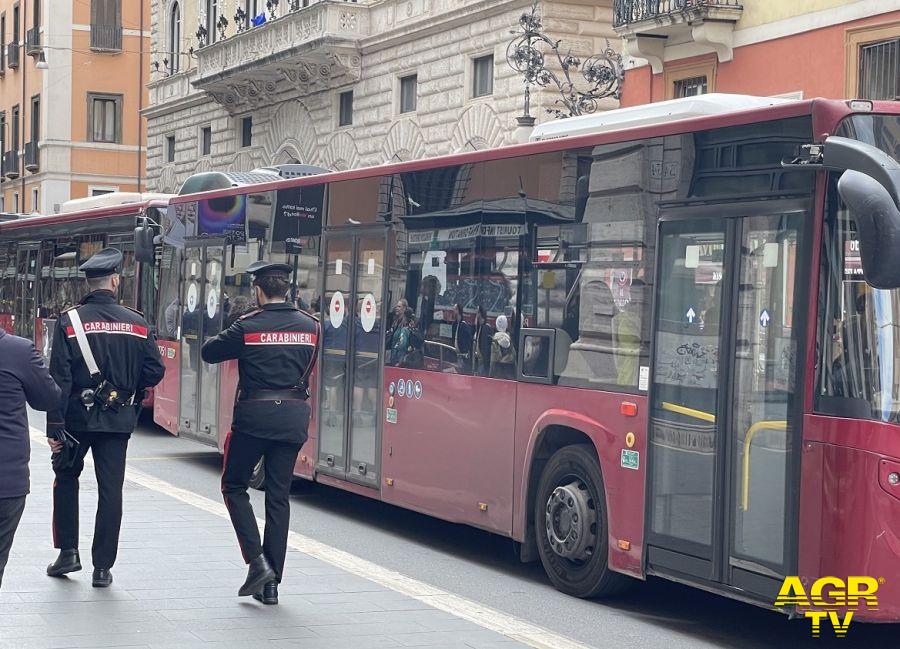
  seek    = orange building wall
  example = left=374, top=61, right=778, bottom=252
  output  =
left=620, top=10, right=900, bottom=107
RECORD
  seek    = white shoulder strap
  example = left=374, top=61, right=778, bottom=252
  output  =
left=67, top=308, right=101, bottom=379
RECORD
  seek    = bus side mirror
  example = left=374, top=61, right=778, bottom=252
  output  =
left=134, top=225, right=155, bottom=264
left=838, top=170, right=900, bottom=289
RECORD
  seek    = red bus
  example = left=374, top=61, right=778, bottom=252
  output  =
left=0, top=194, right=170, bottom=361
left=139, top=96, right=900, bottom=619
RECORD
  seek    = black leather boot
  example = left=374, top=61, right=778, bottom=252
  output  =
left=46, top=549, right=81, bottom=577
left=252, top=580, right=278, bottom=605
left=92, top=568, right=113, bottom=588
left=238, top=555, right=275, bottom=597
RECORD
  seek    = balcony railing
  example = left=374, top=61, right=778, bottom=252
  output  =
left=2, top=151, right=19, bottom=179
left=23, top=142, right=38, bottom=172
left=7, top=43, right=19, bottom=69
left=90, top=24, right=123, bottom=52
left=613, top=0, right=742, bottom=27
left=25, top=27, right=40, bottom=56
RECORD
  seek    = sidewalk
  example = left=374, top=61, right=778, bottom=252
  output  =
left=0, top=433, right=530, bottom=649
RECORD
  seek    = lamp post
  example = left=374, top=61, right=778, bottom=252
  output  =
left=506, top=0, right=624, bottom=136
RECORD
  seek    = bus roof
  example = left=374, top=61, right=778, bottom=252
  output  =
left=166, top=98, right=893, bottom=206
left=0, top=198, right=169, bottom=236
left=529, top=93, right=797, bottom=141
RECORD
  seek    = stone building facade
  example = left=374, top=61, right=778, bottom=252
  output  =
left=145, top=0, right=619, bottom=193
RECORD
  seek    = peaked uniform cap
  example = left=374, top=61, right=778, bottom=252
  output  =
left=246, top=260, right=292, bottom=277
left=79, top=247, right=123, bottom=278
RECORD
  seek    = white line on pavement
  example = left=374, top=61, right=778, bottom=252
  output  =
left=30, top=428, right=592, bottom=649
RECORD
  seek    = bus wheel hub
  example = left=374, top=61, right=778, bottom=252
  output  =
left=546, top=481, right=595, bottom=561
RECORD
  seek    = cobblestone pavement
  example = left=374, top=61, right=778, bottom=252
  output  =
left=0, top=434, right=535, bottom=649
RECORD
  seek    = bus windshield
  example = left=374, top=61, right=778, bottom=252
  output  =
left=818, top=114, right=900, bottom=422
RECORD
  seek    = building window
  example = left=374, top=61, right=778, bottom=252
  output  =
left=673, top=75, right=708, bottom=98
left=88, top=93, right=122, bottom=143
left=206, top=0, right=218, bottom=44
left=200, top=125, right=212, bottom=155
left=168, top=2, right=181, bottom=74
left=1, top=13, right=6, bottom=71
left=90, top=0, right=122, bottom=51
left=245, top=0, right=259, bottom=24
left=31, top=188, right=37, bottom=212
left=338, top=90, right=353, bottom=127
left=665, top=60, right=716, bottom=100
left=11, top=105, right=19, bottom=152
left=32, top=0, right=39, bottom=31
left=399, top=74, right=417, bottom=113
left=12, top=3, right=19, bottom=43
left=472, top=54, right=494, bottom=98
left=858, top=37, right=899, bottom=100
left=0, top=112, right=6, bottom=156
left=91, top=186, right=117, bottom=196
left=240, top=116, right=252, bottom=147
left=846, top=24, right=900, bottom=99
left=165, top=135, right=175, bottom=163
left=0, top=197, right=5, bottom=212
left=12, top=192, right=18, bottom=213
left=30, top=95, right=39, bottom=142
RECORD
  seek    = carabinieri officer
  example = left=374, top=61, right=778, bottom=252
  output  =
left=46, top=248, right=165, bottom=587
left=201, top=260, right=319, bottom=605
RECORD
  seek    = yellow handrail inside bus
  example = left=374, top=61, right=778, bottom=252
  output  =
left=660, top=401, right=716, bottom=423
left=741, top=420, right=788, bottom=512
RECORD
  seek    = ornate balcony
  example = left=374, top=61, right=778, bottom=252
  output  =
left=2, top=151, right=19, bottom=179
left=193, top=0, right=367, bottom=114
left=613, top=0, right=743, bottom=73
left=24, top=142, right=39, bottom=172
left=7, top=43, right=19, bottom=69
left=25, top=27, right=41, bottom=56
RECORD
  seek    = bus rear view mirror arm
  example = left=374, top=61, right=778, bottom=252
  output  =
left=837, top=170, right=900, bottom=289
left=824, top=136, right=900, bottom=211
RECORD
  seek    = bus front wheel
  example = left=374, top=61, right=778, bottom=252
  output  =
left=534, top=444, right=629, bottom=598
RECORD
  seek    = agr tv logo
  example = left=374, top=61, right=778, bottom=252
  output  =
left=775, top=576, right=884, bottom=637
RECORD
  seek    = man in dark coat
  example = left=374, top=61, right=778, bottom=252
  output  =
left=202, top=260, right=319, bottom=605
left=0, top=329, right=60, bottom=588
left=46, top=248, right=165, bottom=588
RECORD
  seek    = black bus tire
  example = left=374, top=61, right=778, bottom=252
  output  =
left=534, top=444, right=631, bottom=599
left=249, top=458, right=266, bottom=491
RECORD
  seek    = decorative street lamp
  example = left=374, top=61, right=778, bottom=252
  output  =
left=234, top=7, right=247, bottom=33
left=506, top=1, right=624, bottom=121
left=266, top=0, right=280, bottom=20
left=196, top=22, right=208, bottom=48
left=216, top=14, right=229, bottom=41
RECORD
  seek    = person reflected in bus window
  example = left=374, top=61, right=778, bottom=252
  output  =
left=613, top=279, right=644, bottom=387
left=701, top=281, right=721, bottom=334
left=451, top=303, right=474, bottom=374
left=472, top=306, right=493, bottom=376
left=353, top=297, right=379, bottom=420
left=385, top=298, right=409, bottom=350
left=388, top=307, right=412, bottom=366
left=490, top=314, right=517, bottom=379
left=225, top=295, right=251, bottom=329
left=164, top=297, right=179, bottom=338
left=418, top=275, right=439, bottom=336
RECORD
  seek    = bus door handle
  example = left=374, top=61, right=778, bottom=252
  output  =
left=326, top=455, right=335, bottom=467
left=741, top=420, right=788, bottom=512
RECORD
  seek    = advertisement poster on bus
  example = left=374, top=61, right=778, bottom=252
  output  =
left=274, top=184, right=326, bottom=252
left=198, top=194, right=248, bottom=244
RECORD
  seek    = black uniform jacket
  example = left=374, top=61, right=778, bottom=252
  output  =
left=48, top=291, right=166, bottom=435
left=0, top=330, right=61, bottom=498
left=201, top=302, right=319, bottom=444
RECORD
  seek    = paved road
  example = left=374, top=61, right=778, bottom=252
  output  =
left=112, top=418, right=897, bottom=649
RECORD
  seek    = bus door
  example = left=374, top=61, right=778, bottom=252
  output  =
left=14, top=243, right=39, bottom=340
left=317, top=228, right=387, bottom=488
left=178, top=238, right=226, bottom=442
left=646, top=201, right=806, bottom=602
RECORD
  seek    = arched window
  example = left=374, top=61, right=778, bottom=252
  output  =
left=168, top=2, right=181, bottom=74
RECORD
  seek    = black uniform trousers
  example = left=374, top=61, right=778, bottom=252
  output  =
left=221, top=431, right=301, bottom=582
left=52, top=431, right=130, bottom=569
left=0, top=496, right=26, bottom=588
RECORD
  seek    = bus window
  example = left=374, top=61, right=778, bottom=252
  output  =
left=0, top=243, right=16, bottom=332
left=157, top=245, right=183, bottom=340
